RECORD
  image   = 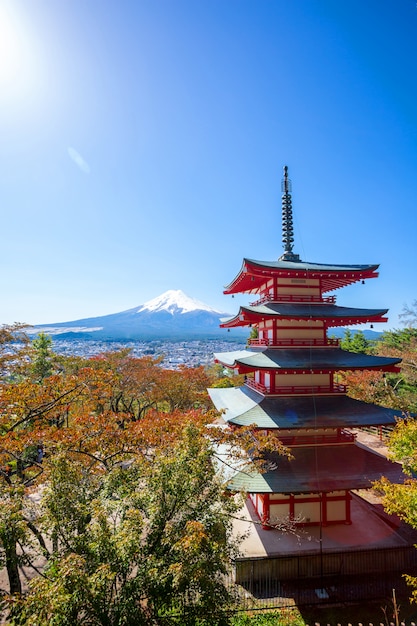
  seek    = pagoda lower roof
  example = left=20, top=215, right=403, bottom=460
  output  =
left=224, top=258, right=380, bottom=295
left=208, top=385, right=404, bottom=429
left=220, top=304, right=388, bottom=328
left=226, top=443, right=405, bottom=493
left=213, top=348, right=400, bottom=372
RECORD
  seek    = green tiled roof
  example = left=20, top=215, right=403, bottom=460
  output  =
left=214, top=348, right=400, bottom=370
left=221, top=303, right=388, bottom=325
left=227, top=444, right=404, bottom=493
left=208, top=386, right=403, bottom=429
left=244, top=258, right=379, bottom=273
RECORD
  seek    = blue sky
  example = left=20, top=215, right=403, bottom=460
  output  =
left=1, top=0, right=417, bottom=330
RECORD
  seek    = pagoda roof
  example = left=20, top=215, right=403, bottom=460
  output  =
left=208, top=386, right=404, bottom=429
left=221, top=303, right=388, bottom=328
left=226, top=444, right=405, bottom=494
left=224, top=258, right=380, bottom=295
left=213, top=347, right=400, bottom=372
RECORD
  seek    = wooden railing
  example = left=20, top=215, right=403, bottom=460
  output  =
left=244, top=379, right=267, bottom=394
left=244, top=380, right=347, bottom=395
left=250, top=294, right=337, bottom=306
left=248, top=337, right=340, bottom=347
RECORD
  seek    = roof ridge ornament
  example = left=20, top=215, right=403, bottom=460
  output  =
left=279, top=165, right=301, bottom=262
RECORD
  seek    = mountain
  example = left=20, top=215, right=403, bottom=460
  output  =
left=31, top=290, right=244, bottom=342
left=29, top=290, right=383, bottom=343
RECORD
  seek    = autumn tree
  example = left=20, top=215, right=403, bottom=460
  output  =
left=0, top=344, right=287, bottom=621
left=0, top=370, right=88, bottom=594
left=0, top=323, right=30, bottom=381
left=343, top=321, right=417, bottom=600
left=9, top=421, right=242, bottom=626
left=374, top=417, right=417, bottom=602
left=153, top=365, right=213, bottom=412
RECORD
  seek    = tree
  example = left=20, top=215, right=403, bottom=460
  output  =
left=206, top=363, right=243, bottom=389
left=339, top=326, right=417, bottom=413
left=0, top=323, right=30, bottom=381
left=0, top=345, right=287, bottom=620
left=374, top=418, right=417, bottom=602
left=153, top=365, right=213, bottom=412
left=9, top=422, right=242, bottom=626
left=340, top=329, right=370, bottom=354
left=399, top=300, right=417, bottom=328
left=30, top=333, right=54, bottom=382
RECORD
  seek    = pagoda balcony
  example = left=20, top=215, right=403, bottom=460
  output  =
left=248, top=337, right=340, bottom=348
left=244, top=379, right=268, bottom=394
left=277, top=429, right=356, bottom=447
left=249, top=294, right=337, bottom=306
left=244, top=379, right=347, bottom=396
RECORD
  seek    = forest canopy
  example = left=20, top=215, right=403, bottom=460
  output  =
left=0, top=326, right=286, bottom=625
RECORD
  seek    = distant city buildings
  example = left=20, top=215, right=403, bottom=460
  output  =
left=51, top=339, right=245, bottom=369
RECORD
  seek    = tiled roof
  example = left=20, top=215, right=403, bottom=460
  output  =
left=227, top=443, right=405, bottom=493
left=213, top=348, right=400, bottom=371
left=208, top=386, right=403, bottom=428
left=244, top=258, right=379, bottom=273
left=224, top=258, right=380, bottom=294
left=221, top=303, right=388, bottom=326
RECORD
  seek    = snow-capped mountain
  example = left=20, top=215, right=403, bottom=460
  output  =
left=32, top=290, right=241, bottom=341
left=137, top=290, right=222, bottom=315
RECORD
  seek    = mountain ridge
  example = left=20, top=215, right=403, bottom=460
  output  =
left=29, top=289, right=383, bottom=343
left=30, top=290, right=242, bottom=341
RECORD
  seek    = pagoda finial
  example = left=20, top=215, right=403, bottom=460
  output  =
left=279, top=165, right=300, bottom=262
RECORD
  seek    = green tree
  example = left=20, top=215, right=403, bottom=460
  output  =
left=341, top=329, right=370, bottom=354
left=0, top=349, right=285, bottom=618
left=374, top=418, right=417, bottom=602
left=10, top=423, right=242, bottom=626
left=30, top=333, right=54, bottom=382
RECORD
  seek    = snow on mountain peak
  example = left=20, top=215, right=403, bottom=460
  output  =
left=137, top=290, right=222, bottom=315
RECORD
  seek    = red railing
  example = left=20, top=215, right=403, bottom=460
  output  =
left=244, top=379, right=267, bottom=394
left=250, top=294, right=337, bottom=306
left=248, top=337, right=340, bottom=347
left=244, top=380, right=347, bottom=396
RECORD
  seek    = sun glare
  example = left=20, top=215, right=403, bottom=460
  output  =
left=0, top=1, right=40, bottom=97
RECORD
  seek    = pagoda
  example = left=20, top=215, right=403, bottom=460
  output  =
left=209, top=166, right=404, bottom=531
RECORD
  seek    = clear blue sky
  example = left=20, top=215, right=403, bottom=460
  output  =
left=1, top=0, right=417, bottom=330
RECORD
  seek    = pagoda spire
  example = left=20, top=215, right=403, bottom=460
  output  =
left=279, top=165, right=300, bottom=262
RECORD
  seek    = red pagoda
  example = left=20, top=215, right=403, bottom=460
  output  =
left=209, top=166, right=404, bottom=531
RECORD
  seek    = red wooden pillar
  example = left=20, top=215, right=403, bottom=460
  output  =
left=262, top=493, right=271, bottom=529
